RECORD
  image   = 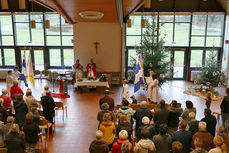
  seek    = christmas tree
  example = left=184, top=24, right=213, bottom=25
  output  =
left=197, top=49, right=225, bottom=87
left=130, top=16, right=173, bottom=86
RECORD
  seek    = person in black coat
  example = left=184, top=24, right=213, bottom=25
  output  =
left=5, top=124, right=26, bottom=153
left=172, top=120, right=192, bottom=153
left=41, top=91, right=56, bottom=123
left=168, top=100, right=183, bottom=134
left=200, top=108, right=217, bottom=137
left=133, top=101, right=152, bottom=131
left=154, top=99, right=170, bottom=132
left=220, top=87, right=229, bottom=129
left=99, top=90, right=114, bottom=112
left=23, top=113, right=41, bottom=153
left=116, top=115, right=132, bottom=142
left=13, top=94, right=28, bottom=129
left=0, top=98, right=8, bottom=123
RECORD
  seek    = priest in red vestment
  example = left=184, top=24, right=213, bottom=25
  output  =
left=86, top=58, right=96, bottom=79
left=10, top=80, right=24, bottom=99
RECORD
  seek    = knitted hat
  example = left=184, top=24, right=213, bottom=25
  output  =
left=119, top=130, right=128, bottom=139
left=142, top=116, right=150, bottom=125
left=96, top=130, right=103, bottom=139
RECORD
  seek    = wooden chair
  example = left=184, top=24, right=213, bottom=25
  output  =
left=55, top=102, right=67, bottom=122
left=34, top=70, right=41, bottom=79
left=41, top=70, right=51, bottom=81
left=111, top=72, right=120, bottom=85
left=39, top=118, right=53, bottom=140
left=38, top=132, right=47, bottom=153
left=0, top=148, right=7, bottom=153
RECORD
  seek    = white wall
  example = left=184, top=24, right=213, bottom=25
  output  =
left=222, top=17, right=229, bottom=86
left=73, top=23, right=122, bottom=72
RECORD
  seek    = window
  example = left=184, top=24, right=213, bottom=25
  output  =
left=159, top=23, right=173, bottom=46
left=126, top=16, right=141, bottom=35
left=62, top=36, right=73, bottom=46
left=31, top=23, right=44, bottom=45
left=45, top=14, right=60, bottom=35
left=207, top=14, right=224, bottom=36
left=174, top=23, right=190, bottom=46
left=4, top=49, right=15, bottom=65
left=126, top=36, right=141, bottom=46
left=205, top=50, right=218, bottom=66
left=128, top=49, right=137, bottom=67
left=49, top=49, right=61, bottom=66
left=190, top=50, right=203, bottom=67
left=63, top=49, right=74, bottom=66
left=192, top=14, right=207, bottom=36
left=15, top=23, right=30, bottom=45
left=34, top=50, right=44, bottom=70
left=46, top=36, right=61, bottom=46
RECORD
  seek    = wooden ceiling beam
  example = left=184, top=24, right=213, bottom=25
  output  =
left=33, top=0, right=56, bottom=12
left=124, top=0, right=144, bottom=20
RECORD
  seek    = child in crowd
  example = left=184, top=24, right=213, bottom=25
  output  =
left=205, top=92, right=212, bottom=109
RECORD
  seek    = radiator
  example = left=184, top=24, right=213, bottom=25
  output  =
left=190, top=71, right=201, bottom=81
left=0, top=69, right=11, bottom=79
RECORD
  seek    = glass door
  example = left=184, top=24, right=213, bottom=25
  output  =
left=33, top=50, right=44, bottom=70
left=172, top=49, right=186, bottom=79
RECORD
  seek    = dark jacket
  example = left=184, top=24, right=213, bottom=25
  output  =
left=154, top=108, right=170, bottom=127
left=0, top=106, right=8, bottom=123
left=136, top=124, right=157, bottom=141
left=188, top=120, right=199, bottom=134
left=41, top=96, right=56, bottom=118
left=168, top=107, right=183, bottom=128
left=97, top=110, right=113, bottom=123
left=5, top=132, right=26, bottom=153
left=172, top=130, right=192, bottom=153
left=133, top=107, right=152, bottom=130
left=99, top=96, right=115, bottom=111
left=192, top=131, right=214, bottom=151
left=89, top=140, right=109, bottom=153
left=23, top=122, right=41, bottom=144
left=153, top=134, right=172, bottom=153
left=13, top=100, right=28, bottom=127
left=116, top=121, right=132, bottom=141
left=220, top=95, right=229, bottom=113
left=201, top=115, right=217, bottom=137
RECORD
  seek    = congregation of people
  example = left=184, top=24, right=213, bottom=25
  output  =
left=0, top=67, right=57, bottom=153
left=89, top=87, right=229, bottom=153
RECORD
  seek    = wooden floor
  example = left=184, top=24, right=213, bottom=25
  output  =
left=0, top=80, right=225, bottom=153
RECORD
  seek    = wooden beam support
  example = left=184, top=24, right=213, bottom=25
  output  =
left=124, top=0, right=144, bottom=21
left=33, top=0, right=57, bottom=12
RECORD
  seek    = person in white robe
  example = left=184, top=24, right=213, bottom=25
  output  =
left=12, top=66, right=21, bottom=80
left=6, top=70, right=15, bottom=96
left=122, top=79, right=132, bottom=103
left=150, top=75, right=159, bottom=103
left=145, top=71, right=154, bottom=101
left=72, top=59, right=83, bottom=83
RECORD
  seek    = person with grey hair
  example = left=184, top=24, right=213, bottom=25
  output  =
left=23, top=89, right=38, bottom=113
left=97, top=103, right=113, bottom=125
left=5, top=124, right=26, bottom=153
left=187, top=112, right=199, bottom=134
left=4, top=116, right=15, bottom=134
left=117, top=98, right=135, bottom=124
left=192, top=121, right=214, bottom=151
left=0, top=88, right=12, bottom=114
left=89, top=130, right=109, bottom=153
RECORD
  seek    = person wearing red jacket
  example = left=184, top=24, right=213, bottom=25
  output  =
left=111, top=130, right=133, bottom=153
left=0, top=88, right=12, bottom=110
left=10, top=80, right=24, bottom=99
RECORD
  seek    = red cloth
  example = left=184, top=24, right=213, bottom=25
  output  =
left=111, top=139, right=133, bottom=153
left=10, top=86, right=24, bottom=99
left=51, top=93, right=70, bottom=99
left=0, top=95, right=12, bottom=109
left=86, top=63, right=96, bottom=77
left=59, top=80, right=64, bottom=94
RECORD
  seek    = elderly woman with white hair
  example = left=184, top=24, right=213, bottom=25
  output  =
left=192, top=121, right=214, bottom=151
left=89, top=130, right=109, bottom=153
left=111, top=130, right=133, bottom=153
left=23, top=88, right=38, bottom=113
left=187, top=112, right=199, bottom=134
left=97, top=103, right=113, bottom=125
left=5, top=124, right=26, bottom=153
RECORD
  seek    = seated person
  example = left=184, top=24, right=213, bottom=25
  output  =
left=24, top=89, right=38, bottom=113
left=89, top=130, right=109, bottom=153
left=10, top=80, right=24, bottom=99
left=0, top=88, right=12, bottom=111
left=117, top=99, right=135, bottom=124
left=116, top=115, right=133, bottom=142
left=97, top=103, right=113, bottom=125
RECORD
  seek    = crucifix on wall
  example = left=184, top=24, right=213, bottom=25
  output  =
left=94, top=41, right=100, bottom=54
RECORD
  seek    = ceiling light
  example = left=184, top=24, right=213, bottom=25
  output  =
left=141, top=19, right=146, bottom=28
left=79, top=11, right=104, bottom=20
left=1, top=0, right=8, bottom=9
left=45, top=20, right=50, bottom=29
left=31, top=20, right=36, bottom=28
left=127, top=19, right=131, bottom=28
left=144, top=0, right=151, bottom=8
left=19, top=0, right=26, bottom=9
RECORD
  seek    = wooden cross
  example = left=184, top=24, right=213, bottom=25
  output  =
left=94, top=41, right=100, bottom=54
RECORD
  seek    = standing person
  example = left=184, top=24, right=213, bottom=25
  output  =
left=150, top=74, right=159, bottom=103
left=116, top=115, right=133, bottom=142
left=97, top=103, right=113, bottom=125
left=12, top=66, right=21, bottom=80
left=220, top=87, right=229, bottom=129
left=24, top=89, right=38, bottom=113
left=99, top=113, right=116, bottom=150
left=0, top=99, right=8, bottom=123
left=0, top=88, right=13, bottom=113
left=23, top=113, right=40, bottom=153
left=172, top=120, right=192, bottom=153
left=122, top=79, right=132, bottom=104
left=5, top=124, right=26, bottom=153
left=86, top=58, right=96, bottom=79
left=153, top=124, right=172, bottom=153
left=209, top=136, right=227, bottom=153
left=41, top=91, right=55, bottom=124
left=99, top=89, right=115, bottom=112
left=205, top=92, right=212, bottom=109
left=13, top=94, right=28, bottom=129
left=10, top=80, right=24, bottom=100
left=145, top=71, right=154, bottom=102
left=72, top=59, right=83, bottom=84
left=117, top=99, right=135, bottom=124
left=6, top=70, right=14, bottom=96
left=41, top=85, right=51, bottom=97
left=89, top=130, right=109, bottom=153
left=200, top=108, right=217, bottom=137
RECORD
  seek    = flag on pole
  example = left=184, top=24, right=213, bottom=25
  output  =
left=134, top=54, right=144, bottom=92
left=27, top=53, right=35, bottom=87
left=21, top=52, right=28, bottom=87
